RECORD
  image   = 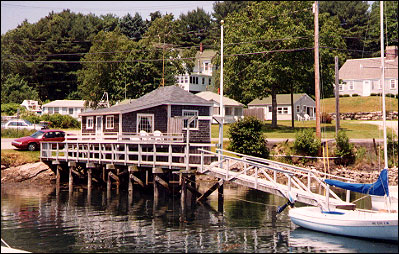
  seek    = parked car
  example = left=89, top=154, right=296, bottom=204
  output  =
left=11, top=129, right=65, bottom=151
left=3, top=119, right=47, bottom=131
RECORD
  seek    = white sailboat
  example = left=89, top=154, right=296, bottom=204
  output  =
left=288, top=1, right=398, bottom=242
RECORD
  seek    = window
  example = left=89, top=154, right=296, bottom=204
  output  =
left=347, top=81, right=354, bottom=90
left=54, top=107, right=59, bottom=114
left=277, top=107, right=283, bottom=114
left=106, top=115, right=114, bottom=129
left=185, top=76, right=188, bottom=83
left=202, top=77, right=205, bottom=84
left=390, top=79, right=397, bottom=89
left=69, top=108, right=74, bottom=115
left=204, top=62, right=209, bottom=71
left=283, top=107, right=288, bottom=114
left=209, top=78, right=211, bottom=85
left=190, top=76, right=193, bottom=83
left=62, top=107, right=67, bottom=113
left=225, top=107, right=232, bottom=116
left=339, top=84, right=344, bottom=91
left=234, top=107, right=242, bottom=116
left=183, top=110, right=198, bottom=129
left=296, top=105, right=300, bottom=113
left=137, top=114, right=154, bottom=133
left=268, top=106, right=272, bottom=112
left=86, top=117, right=93, bottom=129
left=195, top=77, right=198, bottom=84
left=48, top=107, right=53, bottom=114
left=303, top=106, right=306, bottom=112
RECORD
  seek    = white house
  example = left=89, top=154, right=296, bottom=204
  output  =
left=42, top=100, right=86, bottom=120
left=175, top=47, right=216, bottom=93
left=195, top=91, right=244, bottom=124
left=338, top=45, right=398, bottom=97
left=20, top=100, right=42, bottom=114
left=247, top=93, right=316, bottom=121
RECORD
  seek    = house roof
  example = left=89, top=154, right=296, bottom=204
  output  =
left=248, top=94, right=312, bottom=106
left=195, top=91, right=243, bottom=107
left=80, top=85, right=213, bottom=116
left=339, top=56, right=398, bottom=80
left=194, top=49, right=217, bottom=69
left=42, top=100, right=85, bottom=108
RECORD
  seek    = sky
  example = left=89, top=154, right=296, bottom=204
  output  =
left=1, top=1, right=216, bottom=35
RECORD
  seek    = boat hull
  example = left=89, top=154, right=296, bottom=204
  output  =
left=289, top=207, right=398, bottom=242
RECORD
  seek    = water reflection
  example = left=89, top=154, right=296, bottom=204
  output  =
left=1, top=183, right=397, bottom=253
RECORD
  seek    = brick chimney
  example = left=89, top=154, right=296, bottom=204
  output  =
left=386, top=45, right=398, bottom=60
left=200, top=42, right=203, bottom=53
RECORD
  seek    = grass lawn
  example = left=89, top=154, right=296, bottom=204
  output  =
left=321, top=96, right=398, bottom=113
left=212, top=120, right=394, bottom=139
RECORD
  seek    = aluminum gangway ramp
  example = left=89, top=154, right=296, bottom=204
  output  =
left=198, top=149, right=356, bottom=210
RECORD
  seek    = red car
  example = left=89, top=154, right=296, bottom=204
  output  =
left=12, top=129, right=65, bottom=151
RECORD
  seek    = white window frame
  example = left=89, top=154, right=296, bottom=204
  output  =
left=183, top=110, right=198, bottom=130
left=347, top=81, right=354, bottom=90
left=48, top=107, right=53, bottom=114
left=283, top=107, right=288, bottom=114
left=105, top=115, right=114, bottom=129
left=339, top=84, right=344, bottom=91
left=390, top=79, right=397, bottom=89
left=69, top=108, right=74, bottom=115
left=296, top=105, right=300, bottom=113
left=86, top=117, right=94, bottom=129
left=277, top=107, right=283, bottom=114
left=378, top=80, right=382, bottom=89
left=137, top=114, right=154, bottom=133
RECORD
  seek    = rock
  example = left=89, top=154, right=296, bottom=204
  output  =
left=1, top=162, right=55, bottom=184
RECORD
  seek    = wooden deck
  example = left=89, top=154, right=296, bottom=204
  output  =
left=40, top=133, right=214, bottom=169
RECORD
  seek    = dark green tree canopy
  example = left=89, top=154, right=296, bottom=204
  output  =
left=119, top=12, right=147, bottom=41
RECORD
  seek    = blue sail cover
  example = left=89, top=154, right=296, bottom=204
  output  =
left=324, top=169, right=389, bottom=196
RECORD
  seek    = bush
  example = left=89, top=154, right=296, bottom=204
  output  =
left=370, top=93, right=377, bottom=96
left=321, top=112, right=332, bottom=124
left=40, top=114, right=80, bottom=129
left=387, top=133, right=398, bottom=168
left=343, top=94, right=350, bottom=97
left=334, top=130, right=355, bottom=165
left=293, top=128, right=321, bottom=156
left=227, top=116, right=269, bottom=158
left=386, top=93, right=395, bottom=98
left=1, top=103, right=26, bottom=116
left=352, top=94, right=359, bottom=97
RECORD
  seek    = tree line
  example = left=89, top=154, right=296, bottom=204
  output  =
left=1, top=1, right=398, bottom=110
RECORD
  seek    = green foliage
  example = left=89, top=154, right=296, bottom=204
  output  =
left=334, top=130, right=355, bottom=165
left=1, top=74, right=39, bottom=104
left=293, top=128, right=321, bottom=156
left=352, top=94, right=359, bottom=97
left=387, top=133, right=398, bottom=168
left=1, top=128, right=36, bottom=138
left=119, top=12, right=147, bottom=40
left=39, top=114, right=80, bottom=129
left=1, top=103, right=26, bottom=116
left=227, top=116, right=269, bottom=158
left=178, top=7, right=212, bottom=46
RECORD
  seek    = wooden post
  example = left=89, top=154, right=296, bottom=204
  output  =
left=180, top=173, right=187, bottom=216
left=335, top=56, right=340, bottom=136
left=153, top=167, right=163, bottom=204
left=87, top=168, right=92, bottom=190
left=107, top=172, right=111, bottom=201
left=218, top=180, right=224, bottom=212
left=190, top=173, right=197, bottom=207
left=128, top=174, right=134, bottom=205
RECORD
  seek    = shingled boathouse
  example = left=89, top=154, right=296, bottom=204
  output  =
left=40, top=85, right=215, bottom=209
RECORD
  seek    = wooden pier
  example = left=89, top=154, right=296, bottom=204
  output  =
left=42, top=133, right=356, bottom=214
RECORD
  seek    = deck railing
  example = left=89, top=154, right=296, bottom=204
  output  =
left=65, top=132, right=185, bottom=143
left=41, top=135, right=215, bottom=169
left=199, top=148, right=356, bottom=210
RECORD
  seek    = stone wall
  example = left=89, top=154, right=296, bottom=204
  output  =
left=330, top=111, right=398, bottom=120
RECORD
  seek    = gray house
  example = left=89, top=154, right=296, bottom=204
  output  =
left=247, top=93, right=316, bottom=121
left=79, top=85, right=213, bottom=143
left=338, top=45, right=398, bottom=97
left=195, top=91, right=244, bottom=124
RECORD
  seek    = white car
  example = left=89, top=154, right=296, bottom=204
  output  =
left=3, top=119, right=46, bottom=131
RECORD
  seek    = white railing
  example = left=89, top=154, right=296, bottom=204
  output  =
left=199, top=148, right=355, bottom=209
left=40, top=139, right=215, bottom=169
left=65, top=132, right=185, bottom=143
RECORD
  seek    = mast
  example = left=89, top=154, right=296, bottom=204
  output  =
left=314, top=1, right=321, bottom=138
left=380, top=1, right=388, bottom=169
left=219, top=20, right=224, bottom=157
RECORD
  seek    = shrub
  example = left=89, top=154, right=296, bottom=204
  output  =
left=293, top=128, right=321, bottom=156
left=321, top=112, right=332, bottom=124
left=40, top=114, right=80, bottom=129
left=334, top=130, right=355, bottom=165
left=352, top=94, right=359, bottom=97
left=386, top=93, right=395, bottom=98
left=1, top=103, right=26, bottom=116
left=343, top=94, right=350, bottom=97
left=370, top=93, right=377, bottom=96
left=227, top=116, right=269, bottom=158
left=387, top=133, right=398, bottom=168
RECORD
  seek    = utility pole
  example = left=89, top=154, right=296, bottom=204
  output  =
left=334, top=56, right=340, bottom=137
left=314, top=1, right=321, bottom=139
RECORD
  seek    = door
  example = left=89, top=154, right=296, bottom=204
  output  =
left=363, top=80, right=371, bottom=96
left=96, top=116, right=103, bottom=135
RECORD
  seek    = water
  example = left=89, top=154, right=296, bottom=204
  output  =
left=1, top=182, right=397, bottom=253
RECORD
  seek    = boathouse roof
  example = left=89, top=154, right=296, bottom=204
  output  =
left=80, top=85, right=213, bottom=116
